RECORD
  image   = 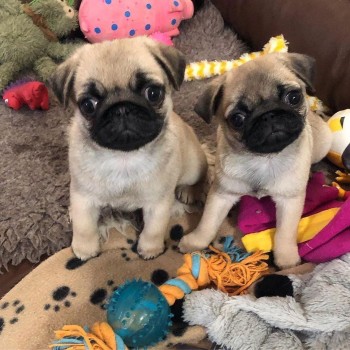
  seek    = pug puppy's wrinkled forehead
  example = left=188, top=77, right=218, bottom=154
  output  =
left=75, top=39, right=176, bottom=93
left=51, top=36, right=185, bottom=108
left=223, top=54, right=312, bottom=112
left=196, top=53, right=315, bottom=123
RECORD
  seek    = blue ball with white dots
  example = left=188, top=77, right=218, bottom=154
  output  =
left=107, top=279, right=172, bottom=348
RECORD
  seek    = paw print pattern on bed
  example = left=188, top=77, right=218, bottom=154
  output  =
left=43, top=286, right=77, bottom=312
left=0, top=300, right=25, bottom=336
left=90, top=280, right=118, bottom=310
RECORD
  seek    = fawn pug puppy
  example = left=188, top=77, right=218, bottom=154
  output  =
left=179, top=53, right=332, bottom=269
left=50, top=37, right=207, bottom=260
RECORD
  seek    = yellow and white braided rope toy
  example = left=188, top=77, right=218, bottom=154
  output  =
left=184, top=35, right=326, bottom=113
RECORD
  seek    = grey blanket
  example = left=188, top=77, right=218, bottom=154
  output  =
left=184, top=254, right=350, bottom=350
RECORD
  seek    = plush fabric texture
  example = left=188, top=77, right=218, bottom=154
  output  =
left=0, top=0, right=247, bottom=271
left=211, top=0, right=350, bottom=112
left=0, top=0, right=81, bottom=92
left=184, top=253, right=350, bottom=350
left=0, top=211, right=239, bottom=350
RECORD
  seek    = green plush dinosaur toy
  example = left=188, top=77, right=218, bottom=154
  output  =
left=0, top=0, right=82, bottom=91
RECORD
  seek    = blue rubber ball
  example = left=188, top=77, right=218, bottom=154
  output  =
left=107, top=280, right=172, bottom=348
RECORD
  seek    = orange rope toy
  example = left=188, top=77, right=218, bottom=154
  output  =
left=51, top=323, right=127, bottom=350
left=159, top=237, right=270, bottom=305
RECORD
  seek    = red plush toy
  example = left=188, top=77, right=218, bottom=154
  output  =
left=2, top=79, right=49, bottom=111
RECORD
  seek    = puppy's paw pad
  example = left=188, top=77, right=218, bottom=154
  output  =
left=176, top=186, right=194, bottom=205
left=71, top=239, right=100, bottom=261
left=274, top=252, right=301, bottom=270
left=137, top=239, right=164, bottom=260
left=137, top=246, right=164, bottom=260
left=178, top=233, right=208, bottom=253
left=176, top=185, right=204, bottom=205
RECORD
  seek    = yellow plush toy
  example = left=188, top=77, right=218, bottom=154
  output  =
left=185, top=35, right=288, bottom=81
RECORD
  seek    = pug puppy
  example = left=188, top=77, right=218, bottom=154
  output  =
left=50, top=37, right=207, bottom=260
left=179, top=53, right=332, bottom=269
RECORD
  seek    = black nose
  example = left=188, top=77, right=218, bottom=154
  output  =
left=107, top=103, right=149, bottom=121
left=261, top=111, right=300, bottom=129
left=111, top=104, right=130, bottom=117
left=262, top=112, right=275, bottom=123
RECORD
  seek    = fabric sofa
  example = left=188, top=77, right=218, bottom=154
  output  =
left=211, top=0, right=350, bottom=113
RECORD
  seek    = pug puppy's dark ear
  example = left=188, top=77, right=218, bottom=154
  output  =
left=49, top=52, right=79, bottom=108
left=151, top=44, right=186, bottom=91
left=284, top=53, right=316, bottom=96
left=194, top=76, right=225, bottom=124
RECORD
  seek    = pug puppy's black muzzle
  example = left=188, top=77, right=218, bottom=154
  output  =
left=243, top=108, right=305, bottom=154
left=90, top=102, right=164, bottom=151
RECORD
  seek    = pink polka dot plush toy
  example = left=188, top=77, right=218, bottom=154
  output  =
left=79, top=0, right=195, bottom=46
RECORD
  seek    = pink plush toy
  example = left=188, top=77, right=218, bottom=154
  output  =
left=79, top=0, right=194, bottom=45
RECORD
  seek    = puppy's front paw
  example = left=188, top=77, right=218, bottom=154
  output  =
left=274, top=245, right=301, bottom=270
left=176, top=185, right=196, bottom=205
left=178, top=231, right=210, bottom=253
left=176, top=184, right=205, bottom=205
left=71, top=235, right=100, bottom=261
left=137, top=235, right=164, bottom=260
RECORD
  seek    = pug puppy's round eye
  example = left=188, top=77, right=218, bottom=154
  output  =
left=285, top=90, right=302, bottom=106
left=227, top=112, right=246, bottom=129
left=79, top=98, right=98, bottom=116
left=144, top=86, right=164, bottom=104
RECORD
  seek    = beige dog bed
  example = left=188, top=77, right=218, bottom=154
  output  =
left=0, top=211, right=238, bottom=350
